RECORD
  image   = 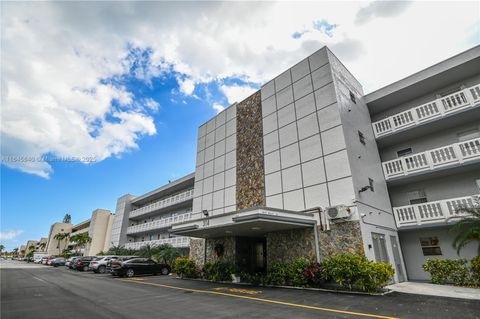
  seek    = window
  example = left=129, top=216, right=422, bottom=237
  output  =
left=349, top=90, right=356, bottom=104
left=397, top=148, right=412, bottom=157
left=407, top=190, right=427, bottom=205
left=372, top=233, right=389, bottom=263
left=358, top=131, right=366, bottom=145
left=420, top=237, right=442, bottom=256
left=368, top=178, right=374, bottom=192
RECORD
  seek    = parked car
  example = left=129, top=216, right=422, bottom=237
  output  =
left=110, top=258, right=170, bottom=278
left=51, top=257, right=66, bottom=267
left=106, top=256, right=137, bottom=273
left=89, top=256, right=119, bottom=274
left=65, top=256, right=79, bottom=268
left=68, top=257, right=81, bottom=269
left=40, top=256, right=49, bottom=265
left=74, top=257, right=95, bottom=271
left=45, top=256, right=57, bottom=265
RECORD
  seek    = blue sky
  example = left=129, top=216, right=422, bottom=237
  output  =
left=1, top=1, right=479, bottom=250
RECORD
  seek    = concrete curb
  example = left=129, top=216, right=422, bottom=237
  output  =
left=174, top=277, right=392, bottom=296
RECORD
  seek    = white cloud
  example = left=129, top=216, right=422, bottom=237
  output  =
left=220, top=84, right=258, bottom=105
left=144, top=98, right=161, bottom=111
left=0, top=230, right=24, bottom=240
left=212, top=103, right=226, bottom=114
left=2, top=1, right=479, bottom=177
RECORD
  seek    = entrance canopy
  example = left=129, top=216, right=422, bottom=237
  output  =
left=170, top=207, right=317, bottom=238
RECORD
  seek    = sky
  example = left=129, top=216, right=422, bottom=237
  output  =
left=1, top=1, right=479, bottom=251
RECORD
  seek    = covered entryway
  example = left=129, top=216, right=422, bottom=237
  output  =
left=171, top=207, right=320, bottom=272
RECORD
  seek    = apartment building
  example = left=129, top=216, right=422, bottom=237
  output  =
left=171, top=45, right=480, bottom=282
left=110, top=174, right=194, bottom=250
left=366, top=47, right=480, bottom=280
left=45, top=222, right=72, bottom=255
left=68, top=209, right=114, bottom=256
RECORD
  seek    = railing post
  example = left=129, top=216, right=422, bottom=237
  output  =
left=412, top=205, right=422, bottom=225
left=452, top=142, right=465, bottom=164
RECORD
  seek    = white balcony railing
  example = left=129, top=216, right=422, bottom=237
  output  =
left=123, top=237, right=190, bottom=250
left=126, top=213, right=192, bottom=235
left=372, top=84, right=480, bottom=138
left=394, top=195, right=478, bottom=228
left=382, top=137, right=480, bottom=180
left=129, top=189, right=194, bottom=219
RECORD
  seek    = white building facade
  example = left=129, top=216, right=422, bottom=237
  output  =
left=171, top=46, right=480, bottom=282
left=110, top=174, right=194, bottom=250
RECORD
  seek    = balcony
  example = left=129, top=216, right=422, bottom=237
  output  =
left=382, top=137, right=480, bottom=180
left=129, top=188, right=194, bottom=219
left=123, top=237, right=190, bottom=249
left=393, top=195, right=478, bottom=229
left=372, top=84, right=480, bottom=138
left=126, top=213, right=192, bottom=235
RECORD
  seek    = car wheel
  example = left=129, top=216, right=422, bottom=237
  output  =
left=83, top=265, right=89, bottom=272
left=161, top=267, right=170, bottom=275
left=126, top=268, right=135, bottom=278
left=98, top=265, right=106, bottom=274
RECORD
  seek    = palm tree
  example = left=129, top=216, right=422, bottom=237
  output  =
left=12, top=248, right=18, bottom=257
left=53, top=232, right=70, bottom=254
left=69, top=233, right=92, bottom=255
left=451, top=201, right=480, bottom=254
left=138, top=244, right=162, bottom=259
left=26, top=245, right=36, bottom=261
left=0, top=244, right=4, bottom=255
left=154, top=244, right=179, bottom=266
left=37, top=242, right=46, bottom=251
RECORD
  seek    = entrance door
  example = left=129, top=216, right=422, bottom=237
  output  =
left=371, top=233, right=389, bottom=263
left=235, top=237, right=266, bottom=273
left=390, top=235, right=405, bottom=282
left=255, top=243, right=265, bottom=269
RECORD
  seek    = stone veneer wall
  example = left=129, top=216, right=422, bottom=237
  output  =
left=318, top=221, right=364, bottom=258
left=266, top=221, right=364, bottom=265
left=189, top=238, right=206, bottom=266
left=236, top=91, right=266, bottom=209
left=188, top=237, right=236, bottom=267
left=266, top=228, right=316, bottom=265
left=205, top=236, right=236, bottom=264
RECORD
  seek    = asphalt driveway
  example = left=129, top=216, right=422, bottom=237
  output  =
left=1, top=260, right=479, bottom=319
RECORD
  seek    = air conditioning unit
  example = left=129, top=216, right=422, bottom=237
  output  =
left=326, top=205, right=352, bottom=220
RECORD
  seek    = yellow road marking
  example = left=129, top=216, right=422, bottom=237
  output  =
left=119, top=278, right=399, bottom=319
left=212, top=287, right=262, bottom=295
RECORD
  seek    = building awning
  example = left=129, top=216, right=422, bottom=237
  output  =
left=170, top=207, right=317, bottom=238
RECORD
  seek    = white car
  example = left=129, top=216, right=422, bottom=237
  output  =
left=89, top=256, right=119, bottom=274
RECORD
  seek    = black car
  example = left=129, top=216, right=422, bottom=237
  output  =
left=110, top=258, right=170, bottom=277
left=68, top=257, right=80, bottom=269
left=74, top=256, right=95, bottom=271
left=106, top=256, right=137, bottom=272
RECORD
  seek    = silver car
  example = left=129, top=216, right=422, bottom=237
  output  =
left=89, top=256, right=119, bottom=274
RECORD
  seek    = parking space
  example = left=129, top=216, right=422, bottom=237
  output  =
left=2, top=260, right=480, bottom=319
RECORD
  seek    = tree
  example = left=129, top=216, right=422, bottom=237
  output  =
left=26, top=245, right=36, bottom=260
left=0, top=244, right=4, bottom=254
left=138, top=244, right=162, bottom=259
left=154, top=244, right=179, bottom=266
left=12, top=248, right=18, bottom=257
left=63, top=213, right=72, bottom=224
left=451, top=201, right=480, bottom=254
left=53, top=232, right=70, bottom=254
left=69, top=233, right=92, bottom=255
left=37, top=242, right=46, bottom=251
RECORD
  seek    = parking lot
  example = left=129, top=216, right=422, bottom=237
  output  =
left=1, top=260, right=479, bottom=319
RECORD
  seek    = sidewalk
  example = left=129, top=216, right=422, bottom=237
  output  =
left=387, top=281, right=480, bottom=300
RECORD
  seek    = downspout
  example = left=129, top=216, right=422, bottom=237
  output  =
left=301, top=207, right=323, bottom=263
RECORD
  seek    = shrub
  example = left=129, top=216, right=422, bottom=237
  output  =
left=422, top=258, right=473, bottom=286
left=266, top=262, right=292, bottom=286
left=471, top=256, right=480, bottom=285
left=322, top=253, right=394, bottom=292
left=303, top=261, right=324, bottom=287
left=174, top=257, right=198, bottom=278
left=291, top=257, right=311, bottom=287
left=203, top=261, right=235, bottom=282
left=240, top=272, right=268, bottom=286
